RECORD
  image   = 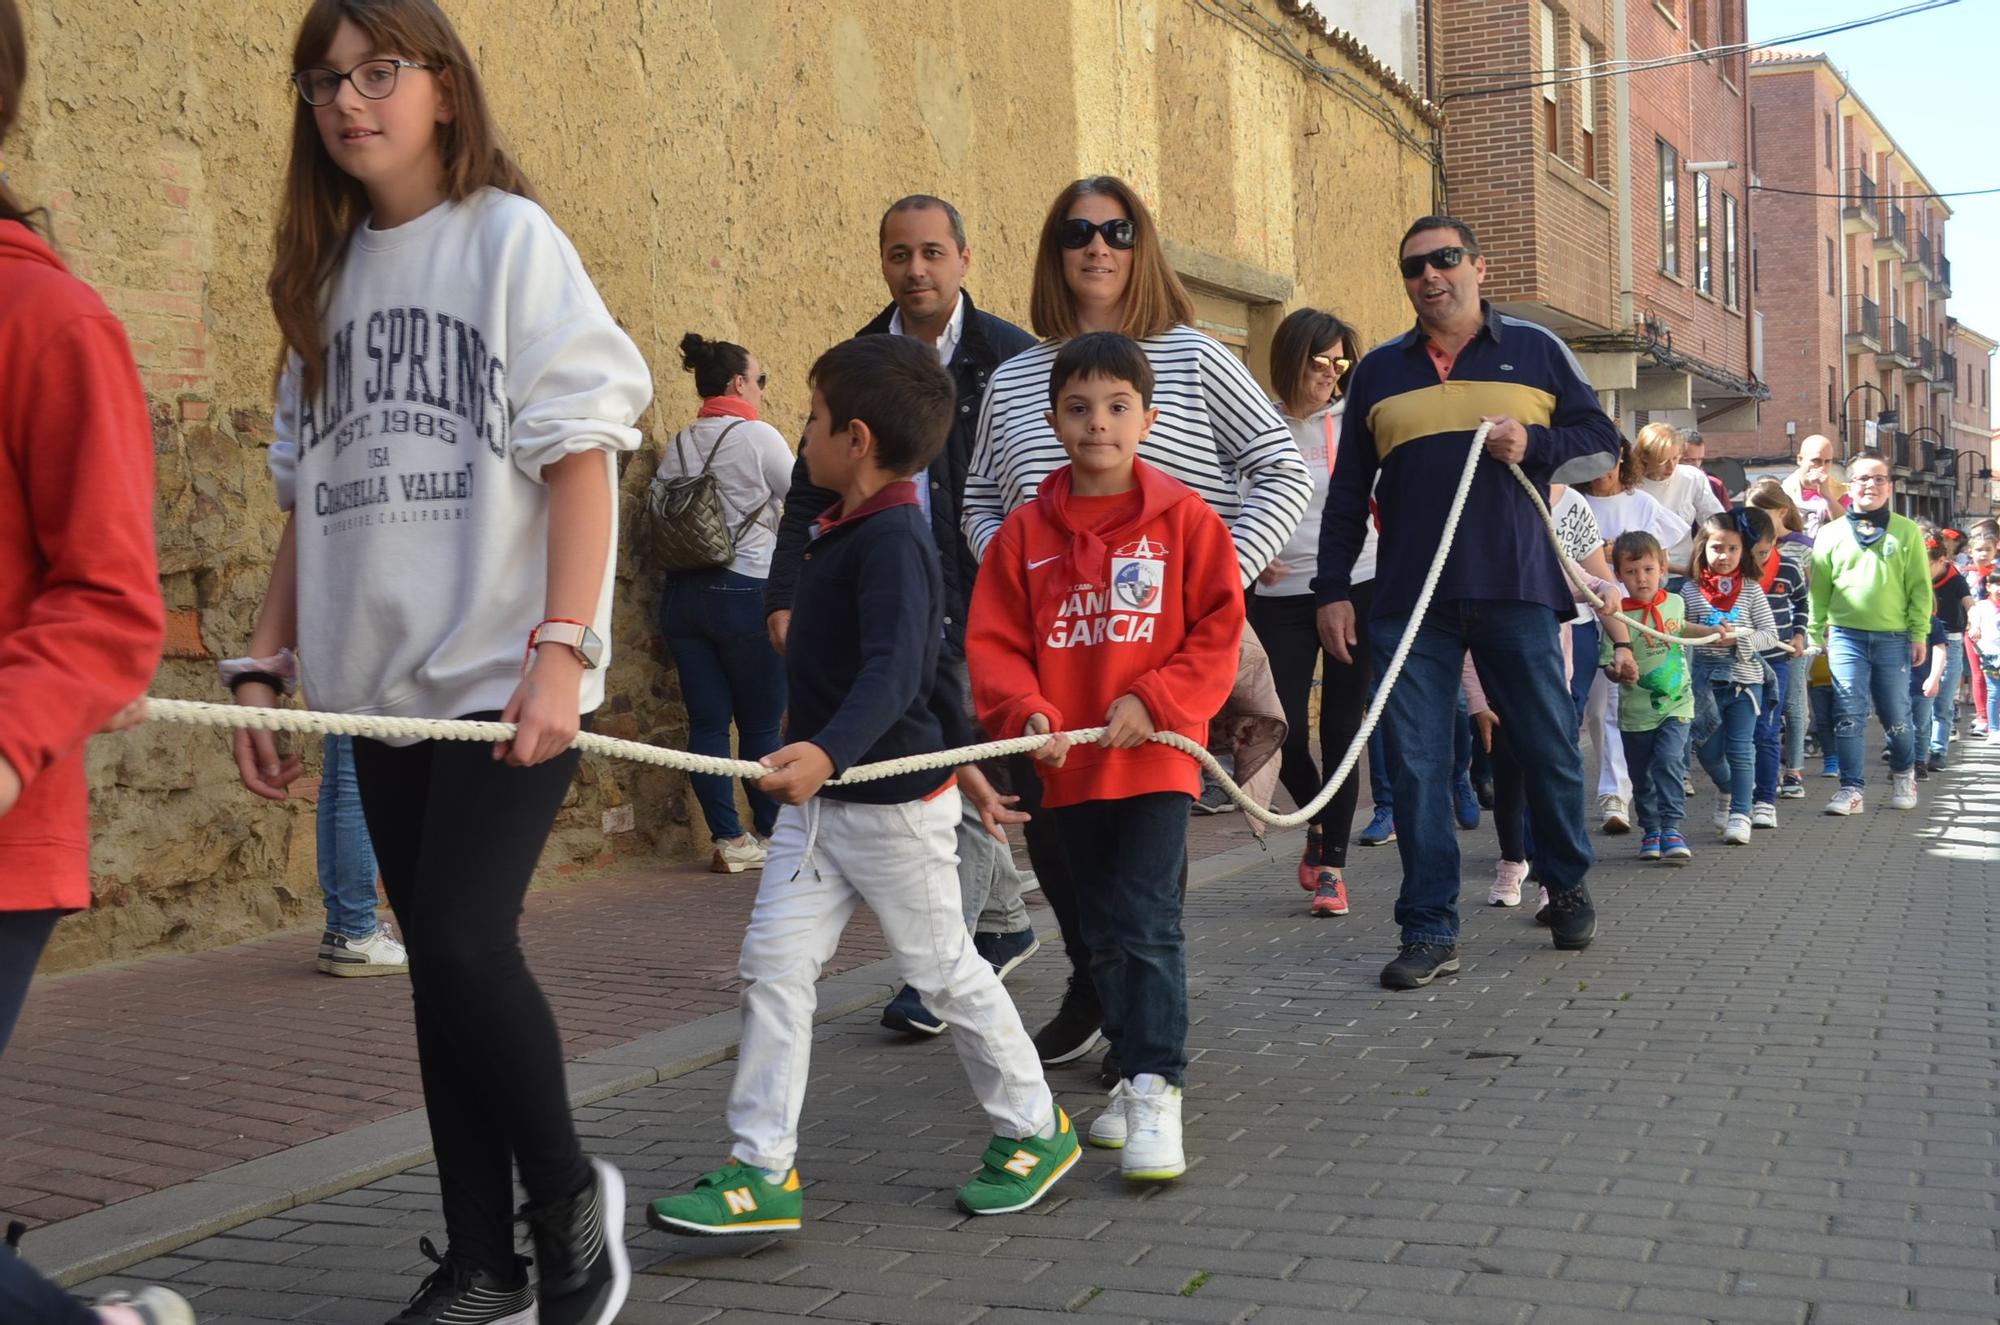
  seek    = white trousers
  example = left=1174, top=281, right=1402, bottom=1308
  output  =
left=1584, top=670, right=1633, bottom=803
left=725, top=789, right=1054, bottom=1172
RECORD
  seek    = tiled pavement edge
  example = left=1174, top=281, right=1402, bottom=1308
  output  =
left=64, top=740, right=2000, bottom=1324
left=33, top=833, right=1287, bottom=1289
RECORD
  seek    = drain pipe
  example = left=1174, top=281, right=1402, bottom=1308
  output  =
left=1611, top=0, right=1633, bottom=424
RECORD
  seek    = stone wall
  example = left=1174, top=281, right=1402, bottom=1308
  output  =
left=9, top=0, right=1432, bottom=969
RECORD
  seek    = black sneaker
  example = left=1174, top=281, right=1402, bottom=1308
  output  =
left=1032, top=978, right=1104, bottom=1064
left=972, top=929, right=1041, bottom=981
left=521, top=1158, right=629, bottom=1325
left=1380, top=943, right=1460, bottom=990
left=390, top=1238, right=534, bottom=1325
left=880, top=984, right=946, bottom=1036
left=1541, top=885, right=1598, bottom=951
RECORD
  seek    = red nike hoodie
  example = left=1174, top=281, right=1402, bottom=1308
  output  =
left=0, top=219, right=164, bottom=911
left=967, top=459, right=1244, bottom=808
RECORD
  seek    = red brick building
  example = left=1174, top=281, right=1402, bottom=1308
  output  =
left=1748, top=50, right=1959, bottom=521
left=1434, top=0, right=1760, bottom=442
left=1946, top=320, right=1995, bottom=523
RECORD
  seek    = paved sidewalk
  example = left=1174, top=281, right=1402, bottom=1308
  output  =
left=60, top=741, right=2000, bottom=1323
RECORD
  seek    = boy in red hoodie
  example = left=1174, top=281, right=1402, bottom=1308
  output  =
left=968, top=332, right=1244, bottom=1182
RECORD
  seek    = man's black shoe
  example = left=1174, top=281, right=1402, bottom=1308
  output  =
left=1542, top=885, right=1597, bottom=951
left=1032, top=977, right=1103, bottom=1064
left=1380, top=943, right=1460, bottom=990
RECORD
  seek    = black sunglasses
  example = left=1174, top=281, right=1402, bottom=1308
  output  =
left=1058, top=218, right=1137, bottom=251
left=1399, top=245, right=1476, bottom=280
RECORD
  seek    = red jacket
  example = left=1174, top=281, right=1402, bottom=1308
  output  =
left=967, top=460, right=1244, bottom=808
left=0, top=220, right=163, bottom=911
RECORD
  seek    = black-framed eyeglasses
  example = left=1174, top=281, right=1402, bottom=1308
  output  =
left=291, top=58, right=440, bottom=107
left=1399, top=245, right=1475, bottom=279
left=1058, top=218, right=1137, bottom=251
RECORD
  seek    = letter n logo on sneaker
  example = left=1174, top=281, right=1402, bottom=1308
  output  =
left=1003, top=1150, right=1040, bottom=1178
left=722, top=1187, right=759, bottom=1216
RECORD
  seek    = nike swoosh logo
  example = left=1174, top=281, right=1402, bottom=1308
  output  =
left=1028, top=555, right=1062, bottom=570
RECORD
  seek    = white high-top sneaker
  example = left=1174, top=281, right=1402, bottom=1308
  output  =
left=1119, top=1074, right=1186, bottom=1181
left=1087, top=1080, right=1130, bottom=1149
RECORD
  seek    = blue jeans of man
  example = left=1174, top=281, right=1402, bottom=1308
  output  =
left=1619, top=718, right=1689, bottom=835
left=1828, top=626, right=1918, bottom=788
left=1049, top=792, right=1191, bottom=1085
left=1697, top=685, right=1759, bottom=816
left=1783, top=654, right=1809, bottom=770
left=1374, top=600, right=1592, bottom=948
left=1752, top=662, right=1789, bottom=805
left=1931, top=636, right=1962, bottom=756
left=0, top=910, right=97, bottom=1325
left=318, top=734, right=381, bottom=940
left=661, top=568, right=786, bottom=841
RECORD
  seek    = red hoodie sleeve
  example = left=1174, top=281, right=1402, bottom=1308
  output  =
left=1127, top=503, right=1245, bottom=730
left=966, top=514, right=1064, bottom=739
left=0, top=311, right=164, bottom=791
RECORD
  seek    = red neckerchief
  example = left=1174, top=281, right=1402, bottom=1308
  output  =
left=1934, top=566, right=1958, bottom=591
left=1621, top=588, right=1669, bottom=635
left=1758, top=546, right=1782, bottom=594
left=1697, top=567, right=1743, bottom=614
left=697, top=395, right=759, bottom=422
left=1972, top=561, right=1995, bottom=584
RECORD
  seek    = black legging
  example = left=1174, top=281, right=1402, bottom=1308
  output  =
left=1246, top=582, right=1376, bottom=868
left=352, top=716, right=591, bottom=1279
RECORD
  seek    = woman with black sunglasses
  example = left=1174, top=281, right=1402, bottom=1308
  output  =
left=1248, top=309, right=1378, bottom=922
left=960, top=175, right=1312, bottom=1071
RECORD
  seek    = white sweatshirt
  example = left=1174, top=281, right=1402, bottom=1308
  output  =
left=1254, top=399, right=1377, bottom=598
left=269, top=189, right=652, bottom=735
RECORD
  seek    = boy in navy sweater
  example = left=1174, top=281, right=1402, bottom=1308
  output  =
left=647, top=336, right=1075, bottom=1237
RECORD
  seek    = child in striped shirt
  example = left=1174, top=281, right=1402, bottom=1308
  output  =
left=1747, top=508, right=1807, bottom=827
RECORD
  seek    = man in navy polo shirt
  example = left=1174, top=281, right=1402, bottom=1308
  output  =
left=1314, top=216, right=1621, bottom=990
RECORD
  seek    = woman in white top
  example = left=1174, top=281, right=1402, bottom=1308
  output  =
left=1248, top=309, right=1377, bottom=918
left=1632, top=421, right=1723, bottom=575
left=657, top=333, right=794, bottom=871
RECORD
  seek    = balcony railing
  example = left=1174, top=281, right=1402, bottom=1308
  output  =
left=1917, top=335, right=1937, bottom=380
left=1842, top=170, right=1879, bottom=234
left=1889, top=318, right=1916, bottom=366
left=1847, top=295, right=1882, bottom=351
left=1906, top=231, right=1934, bottom=280
left=1919, top=439, right=1940, bottom=474
left=1940, top=350, right=1958, bottom=394
left=1934, top=253, right=1952, bottom=296
left=1892, top=430, right=1912, bottom=470
left=1876, top=203, right=1910, bottom=258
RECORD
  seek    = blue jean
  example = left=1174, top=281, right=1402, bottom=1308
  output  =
left=1568, top=619, right=1599, bottom=728
left=1698, top=686, right=1759, bottom=816
left=1375, top=601, right=1592, bottom=947
left=317, top=735, right=380, bottom=940
left=1828, top=626, right=1918, bottom=787
left=1783, top=654, right=1809, bottom=770
left=1753, top=663, right=1789, bottom=805
left=1931, top=637, right=1962, bottom=755
left=1050, top=792, right=1191, bottom=1085
left=1809, top=680, right=1836, bottom=756
left=0, top=909, right=97, bottom=1325
left=1619, top=719, right=1690, bottom=834
left=660, top=568, right=786, bottom=841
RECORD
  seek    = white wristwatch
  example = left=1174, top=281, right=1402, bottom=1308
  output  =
left=527, top=619, right=604, bottom=669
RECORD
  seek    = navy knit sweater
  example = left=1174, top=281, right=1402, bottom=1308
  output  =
left=1315, top=303, right=1620, bottom=620
left=785, top=481, right=970, bottom=805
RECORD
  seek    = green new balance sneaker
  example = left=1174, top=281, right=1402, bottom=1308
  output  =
left=645, top=1161, right=803, bottom=1235
left=954, top=1109, right=1081, bottom=1216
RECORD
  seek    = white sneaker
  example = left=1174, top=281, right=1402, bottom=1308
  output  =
left=90, top=1288, right=196, bottom=1325
left=1888, top=770, right=1919, bottom=811
left=1488, top=859, right=1528, bottom=908
left=710, top=835, right=767, bottom=874
left=1087, top=1081, right=1129, bottom=1149
left=1722, top=813, right=1752, bottom=845
left=1712, top=796, right=1731, bottom=830
left=1824, top=787, right=1865, bottom=816
left=1598, top=794, right=1630, bottom=834
left=317, top=926, right=408, bottom=977
left=1119, top=1074, right=1185, bottom=1181
left=1750, top=802, right=1778, bottom=829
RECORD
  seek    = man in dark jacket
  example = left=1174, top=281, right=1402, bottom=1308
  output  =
left=766, top=195, right=1045, bottom=1039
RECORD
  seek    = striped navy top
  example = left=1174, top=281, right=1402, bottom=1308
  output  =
left=962, top=324, right=1313, bottom=587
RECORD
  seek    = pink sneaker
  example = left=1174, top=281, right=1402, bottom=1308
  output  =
left=1297, top=828, right=1324, bottom=892
left=1488, top=859, right=1528, bottom=907
left=1309, top=870, right=1349, bottom=916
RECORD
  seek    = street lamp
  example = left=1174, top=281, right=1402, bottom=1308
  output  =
left=1837, top=384, right=1897, bottom=463
left=1940, top=447, right=1994, bottom=525
left=1910, top=426, right=1947, bottom=519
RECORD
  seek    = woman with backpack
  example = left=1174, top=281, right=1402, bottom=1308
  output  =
left=654, top=333, right=794, bottom=872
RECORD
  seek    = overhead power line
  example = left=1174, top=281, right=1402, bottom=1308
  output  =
left=1750, top=183, right=2000, bottom=200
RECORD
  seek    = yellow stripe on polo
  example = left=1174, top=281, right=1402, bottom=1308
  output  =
left=1366, top=381, right=1557, bottom=461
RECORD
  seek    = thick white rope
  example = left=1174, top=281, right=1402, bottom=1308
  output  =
left=143, top=426, right=1722, bottom=826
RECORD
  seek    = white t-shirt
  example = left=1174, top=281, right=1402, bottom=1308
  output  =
left=1549, top=487, right=1603, bottom=625
left=1585, top=487, right=1687, bottom=586
left=1637, top=464, right=1724, bottom=569
left=654, top=414, right=795, bottom=578
left=269, top=189, right=651, bottom=733
left=1252, top=399, right=1377, bottom=597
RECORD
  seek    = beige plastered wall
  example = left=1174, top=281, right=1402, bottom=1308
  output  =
left=7, top=0, right=1430, bottom=968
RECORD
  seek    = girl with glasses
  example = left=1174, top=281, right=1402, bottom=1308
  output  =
left=236, top=3, right=650, bottom=1322
left=960, top=175, right=1312, bottom=1076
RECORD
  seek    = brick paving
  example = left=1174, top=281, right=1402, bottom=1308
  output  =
left=66, top=741, right=2000, bottom=1323
left=2, top=808, right=1262, bottom=1228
